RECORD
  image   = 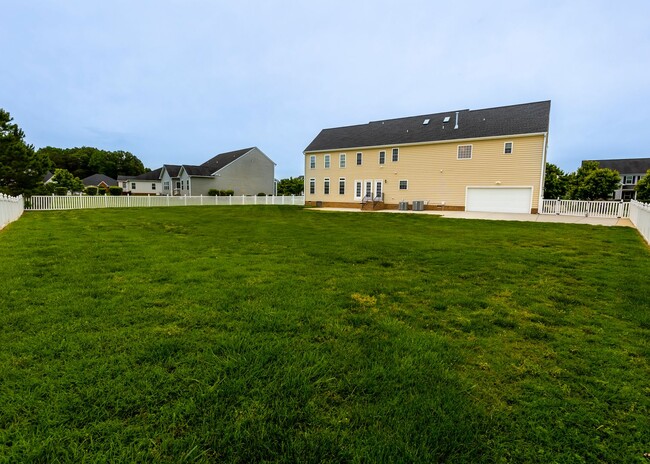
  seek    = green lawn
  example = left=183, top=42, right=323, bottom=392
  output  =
left=1, top=206, right=648, bottom=463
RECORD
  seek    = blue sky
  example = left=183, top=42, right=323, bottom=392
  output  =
left=2, top=0, right=649, bottom=178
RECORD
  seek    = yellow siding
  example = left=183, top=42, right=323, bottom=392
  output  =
left=304, top=135, right=545, bottom=210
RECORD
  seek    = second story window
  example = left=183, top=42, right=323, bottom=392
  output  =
left=339, top=153, right=346, bottom=168
left=356, top=152, right=362, bottom=165
left=324, top=154, right=330, bottom=168
left=504, top=142, right=513, bottom=154
left=392, top=148, right=399, bottom=162
left=309, top=155, right=316, bottom=169
left=379, top=151, right=386, bottom=165
left=457, top=145, right=472, bottom=160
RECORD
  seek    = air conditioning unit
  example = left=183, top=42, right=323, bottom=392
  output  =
left=413, top=200, right=424, bottom=211
left=398, top=201, right=408, bottom=211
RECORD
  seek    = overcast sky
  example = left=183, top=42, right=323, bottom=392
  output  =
left=2, top=0, right=649, bottom=178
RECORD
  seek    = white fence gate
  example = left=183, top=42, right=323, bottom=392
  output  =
left=25, top=194, right=305, bottom=211
left=629, top=200, right=650, bottom=244
left=540, top=199, right=630, bottom=218
left=0, top=194, right=24, bottom=229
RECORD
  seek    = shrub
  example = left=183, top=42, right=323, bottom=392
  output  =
left=97, top=187, right=107, bottom=196
left=224, top=190, right=234, bottom=196
left=257, top=192, right=266, bottom=196
left=54, top=187, right=68, bottom=196
left=208, top=189, right=218, bottom=196
left=86, top=186, right=98, bottom=196
left=109, top=186, right=123, bottom=196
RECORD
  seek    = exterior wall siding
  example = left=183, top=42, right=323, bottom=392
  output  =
left=304, top=135, right=545, bottom=211
left=120, top=179, right=161, bottom=195
left=214, top=148, right=275, bottom=195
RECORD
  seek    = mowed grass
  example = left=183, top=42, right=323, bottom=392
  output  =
left=0, top=206, right=648, bottom=463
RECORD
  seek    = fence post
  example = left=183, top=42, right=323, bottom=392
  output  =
left=292, top=194, right=295, bottom=205
left=229, top=195, right=232, bottom=205
left=585, top=201, right=590, bottom=217
left=200, top=194, right=203, bottom=206
left=184, top=195, right=187, bottom=206
left=555, top=198, right=560, bottom=215
left=617, top=200, right=623, bottom=218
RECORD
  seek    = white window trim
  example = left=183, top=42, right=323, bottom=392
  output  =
left=338, top=177, right=346, bottom=195
left=457, top=144, right=473, bottom=160
left=339, top=153, right=346, bottom=168
left=392, top=148, right=399, bottom=162
left=354, top=180, right=363, bottom=200
left=379, top=151, right=386, bottom=165
left=309, top=178, right=316, bottom=195
left=399, top=180, right=408, bottom=190
left=324, top=177, right=330, bottom=195
left=356, top=152, right=362, bottom=165
left=309, top=155, right=316, bottom=169
left=324, top=154, right=330, bottom=169
left=504, top=141, right=513, bottom=154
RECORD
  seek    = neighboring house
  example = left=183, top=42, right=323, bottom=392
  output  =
left=82, top=174, right=117, bottom=188
left=43, top=171, right=54, bottom=184
left=118, top=168, right=163, bottom=195
left=585, top=158, right=650, bottom=201
left=164, top=147, right=275, bottom=196
left=303, top=101, right=551, bottom=214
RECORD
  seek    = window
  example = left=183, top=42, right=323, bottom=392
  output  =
left=339, top=153, right=346, bottom=168
left=379, top=151, right=386, bottom=164
left=457, top=145, right=472, bottom=159
left=309, top=155, right=316, bottom=169
left=504, top=142, right=513, bottom=154
left=122, top=182, right=127, bottom=188
left=339, top=178, right=346, bottom=195
left=324, top=154, right=330, bottom=169
left=392, top=148, right=399, bottom=162
left=324, top=178, right=330, bottom=195
left=163, top=181, right=170, bottom=190
left=623, top=175, right=635, bottom=185
left=309, top=178, right=315, bottom=195
left=356, top=152, right=362, bottom=165
left=399, top=180, right=408, bottom=190
left=354, top=180, right=362, bottom=200
left=176, top=181, right=181, bottom=189
left=151, top=183, right=156, bottom=190
left=131, top=182, right=136, bottom=190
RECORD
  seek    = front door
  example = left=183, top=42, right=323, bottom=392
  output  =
left=374, top=180, right=383, bottom=201
left=364, top=180, right=373, bottom=200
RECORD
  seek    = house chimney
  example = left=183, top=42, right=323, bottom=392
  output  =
left=454, top=112, right=459, bottom=129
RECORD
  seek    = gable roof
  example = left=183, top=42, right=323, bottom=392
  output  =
left=82, top=173, right=117, bottom=187
left=585, top=158, right=650, bottom=174
left=162, top=164, right=182, bottom=177
left=43, top=171, right=54, bottom=183
left=133, top=167, right=163, bottom=181
left=200, top=147, right=254, bottom=174
left=304, top=101, right=551, bottom=152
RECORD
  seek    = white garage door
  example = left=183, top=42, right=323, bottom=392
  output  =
left=466, top=187, right=533, bottom=214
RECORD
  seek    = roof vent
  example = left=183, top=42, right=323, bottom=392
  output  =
left=443, top=116, right=450, bottom=123
left=454, top=112, right=459, bottom=130
left=423, top=119, right=430, bottom=125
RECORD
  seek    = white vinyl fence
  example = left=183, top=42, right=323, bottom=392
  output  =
left=0, top=194, right=24, bottom=229
left=540, top=199, right=630, bottom=218
left=629, top=200, right=650, bottom=244
left=25, top=194, right=305, bottom=211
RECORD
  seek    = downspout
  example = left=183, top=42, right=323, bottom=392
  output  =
left=538, top=132, right=548, bottom=213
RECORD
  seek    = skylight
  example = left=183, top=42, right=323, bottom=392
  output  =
left=423, top=119, right=430, bottom=125
left=443, top=116, right=451, bottom=123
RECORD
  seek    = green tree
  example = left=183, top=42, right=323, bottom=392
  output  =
left=38, top=146, right=146, bottom=179
left=0, top=109, right=52, bottom=196
left=635, top=169, right=650, bottom=203
left=50, top=168, right=84, bottom=193
left=543, top=163, right=568, bottom=199
left=277, top=176, right=304, bottom=195
left=567, top=161, right=620, bottom=200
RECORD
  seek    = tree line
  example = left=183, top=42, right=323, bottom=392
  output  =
left=0, top=108, right=147, bottom=196
left=544, top=162, right=650, bottom=202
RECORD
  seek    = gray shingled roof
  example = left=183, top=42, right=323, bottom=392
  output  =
left=200, top=147, right=253, bottom=174
left=585, top=158, right=650, bottom=174
left=133, top=167, right=163, bottom=180
left=182, top=165, right=213, bottom=177
left=82, top=173, right=117, bottom=187
left=163, top=164, right=182, bottom=177
left=304, top=101, right=551, bottom=152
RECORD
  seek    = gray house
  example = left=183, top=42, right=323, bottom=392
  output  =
left=161, top=147, right=275, bottom=196
left=586, top=158, right=650, bottom=200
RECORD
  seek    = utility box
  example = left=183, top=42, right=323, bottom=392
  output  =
left=413, top=200, right=424, bottom=211
left=398, top=201, right=408, bottom=211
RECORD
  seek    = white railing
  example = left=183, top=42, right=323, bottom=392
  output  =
left=629, top=200, right=650, bottom=244
left=540, top=199, right=630, bottom=218
left=25, top=194, right=305, bottom=211
left=0, top=194, right=24, bottom=229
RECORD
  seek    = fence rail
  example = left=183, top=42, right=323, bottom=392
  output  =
left=25, top=194, right=305, bottom=211
left=629, top=199, right=650, bottom=244
left=540, top=199, right=630, bottom=218
left=0, top=194, right=24, bottom=229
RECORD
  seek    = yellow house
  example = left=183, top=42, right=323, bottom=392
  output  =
left=303, top=101, right=551, bottom=214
